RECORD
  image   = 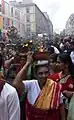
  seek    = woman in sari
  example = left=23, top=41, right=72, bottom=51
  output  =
left=48, top=53, right=74, bottom=92
left=13, top=52, right=65, bottom=120
left=48, top=53, right=74, bottom=119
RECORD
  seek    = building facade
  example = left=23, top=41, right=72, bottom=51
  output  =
left=65, top=14, right=74, bottom=36
left=11, top=1, right=53, bottom=39
left=0, top=0, right=53, bottom=39
left=10, top=0, right=33, bottom=5
left=43, top=12, right=53, bottom=39
left=0, top=0, right=26, bottom=38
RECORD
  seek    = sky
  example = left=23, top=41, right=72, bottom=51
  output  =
left=33, top=0, right=74, bottom=33
left=6, top=0, right=74, bottom=33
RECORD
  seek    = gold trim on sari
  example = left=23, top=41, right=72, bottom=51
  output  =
left=58, top=74, right=71, bottom=84
left=34, top=79, right=62, bottom=110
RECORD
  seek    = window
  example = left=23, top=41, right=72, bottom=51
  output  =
left=3, top=17, right=8, bottom=26
left=44, top=27, right=46, bottom=31
left=26, top=24, right=30, bottom=32
left=11, top=7, right=13, bottom=17
left=26, top=15, right=30, bottom=22
left=27, top=27, right=30, bottom=32
left=26, top=8, right=29, bottom=13
left=15, top=9, right=20, bottom=20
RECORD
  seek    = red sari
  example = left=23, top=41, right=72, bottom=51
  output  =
left=25, top=79, right=62, bottom=120
left=25, top=100, right=60, bottom=120
left=48, top=73, right=74, bottom=92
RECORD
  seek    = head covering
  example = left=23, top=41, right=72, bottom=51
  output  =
left=36, top=60, right=49, bottom=66
left=34, top=60, right=49, bottom=77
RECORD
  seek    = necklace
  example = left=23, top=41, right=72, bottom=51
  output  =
left=58, top=72, right=71, bottom=84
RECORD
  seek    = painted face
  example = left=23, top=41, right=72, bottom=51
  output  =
left=56, top=57, right=66, bottom=72
left=36, top=66, right=49, bottom=85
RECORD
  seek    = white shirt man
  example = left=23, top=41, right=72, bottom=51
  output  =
left=0, top=83, right=20, bottom=120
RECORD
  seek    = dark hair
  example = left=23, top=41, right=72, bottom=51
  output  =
left=0, top=54, right=4, bottom=69
left=50, top=53, right=58, bottom=62
left=6, top=64, right=16, bottom=80
left=70, top=40, right=74, bottom=45
left=58, top=53, right=74, bottom=79
left=48, top=47, right=54, bottom=55
left=35, top=64, right=49, bottom=72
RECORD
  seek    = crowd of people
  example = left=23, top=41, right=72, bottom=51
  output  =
left=0, top=36, right=74, bottom=120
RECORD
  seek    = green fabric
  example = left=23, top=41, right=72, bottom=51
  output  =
left=0, top=67, right=3, bottom=72
left=67, top=95, right=74, bottom=120
left=26, top=65, right=32, bottom=80
left=20, top=91, right=26, bottom=102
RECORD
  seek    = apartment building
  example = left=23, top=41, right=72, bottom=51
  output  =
left=0, top=0, right=25, bottom=37
left=11, top=1, right=53, bottom=39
